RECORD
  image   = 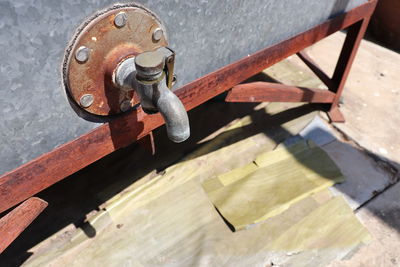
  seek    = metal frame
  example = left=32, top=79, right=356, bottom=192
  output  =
left=0, top=0, right=377, bottom=250
left=0, top=197, right=47, bottom=253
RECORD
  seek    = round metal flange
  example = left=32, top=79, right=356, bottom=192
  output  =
left=64, top=5, right=168, bottom=116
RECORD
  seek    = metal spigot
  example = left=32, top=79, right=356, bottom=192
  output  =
left=113, top=48, right=188, bottom=143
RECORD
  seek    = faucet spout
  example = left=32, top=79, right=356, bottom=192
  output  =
left=134, top=48, right=190, bottom=143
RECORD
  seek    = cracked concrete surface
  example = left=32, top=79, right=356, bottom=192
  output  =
left=328, top=182, right=400, bottom=267
left=289, top=31, right=400, bottom=169
left=288, top=31, right=400, bottom=266
left=299, top=117, right=396, bottom=210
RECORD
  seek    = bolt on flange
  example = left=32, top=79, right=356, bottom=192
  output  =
left=79, top=94, right=94, bottom=108
left=152, top=28, right=163, bottom=42
left=114, top=12, right=127, bottom=28
left=75, top=46, right=90, bottom=63
left=64, top=5, right=168, bottom=116
left=120, top=99, right=132, bottom=112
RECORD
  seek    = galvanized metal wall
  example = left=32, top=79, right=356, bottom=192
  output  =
left=0, top=0, right=366, bottom=174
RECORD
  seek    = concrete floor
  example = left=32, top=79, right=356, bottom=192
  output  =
left=286, top=31, right=400, bottom=266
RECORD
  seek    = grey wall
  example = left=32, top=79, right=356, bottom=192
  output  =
left=0, top=0, right=366, bottom=175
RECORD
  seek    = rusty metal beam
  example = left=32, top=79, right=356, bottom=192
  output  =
left=0, top=0, right=378, bottom=213
left=296, top=51, right=335, bottom=90
left=0, top=197, right=47, bottom=253
left=328, top=14, right=374, bottom=122
left=328, top=105, right=346, bottom=123
left=226, top=82, right=335, bottom=103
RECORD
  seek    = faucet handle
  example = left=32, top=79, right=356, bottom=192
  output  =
left=134, top=47, right=175, bottom=88
left=161, top=47, right=175, bottom=89
left=135, top=49, right=165, bottom=80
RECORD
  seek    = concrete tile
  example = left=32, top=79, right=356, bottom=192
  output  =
left=321, top=140, right=394, bottom=210
left=328, top=182, right=400, bottom=267
left=299, top=116, right=337, bottom=146
left=293, top=114, right=394, bottom=211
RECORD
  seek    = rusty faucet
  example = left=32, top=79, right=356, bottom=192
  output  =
left=114, top=47, right=190, bottom=143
